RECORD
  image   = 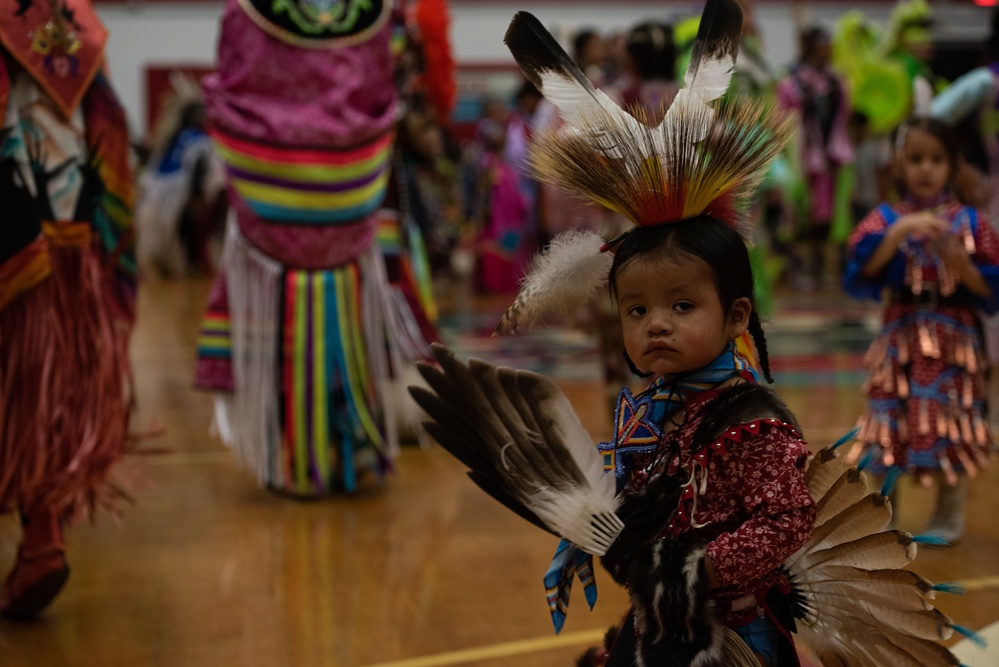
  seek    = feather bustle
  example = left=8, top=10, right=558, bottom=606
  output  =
left=803, top=447, right=852, bottom=497
left=784, top=494, right=891, bottom=569
left=788, top=446, right=962, bottom=666
left=812, top=468, right=871, bottom=527
left=802, top=579, right=932, bottom=613
left=803, top=595, right=952, bottom=642
left=798, top=530, right=917, bottom=571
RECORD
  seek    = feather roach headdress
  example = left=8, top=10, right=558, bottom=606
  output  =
left=497, top=0, right=794, bottom=334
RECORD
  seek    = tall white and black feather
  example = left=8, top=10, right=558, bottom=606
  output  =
left=503, top=11, right=644, bottom=153
left=677, top=0, right=743, bottom=104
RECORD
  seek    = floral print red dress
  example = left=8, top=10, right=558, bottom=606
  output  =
left=613, top=385, right=816, bottom=627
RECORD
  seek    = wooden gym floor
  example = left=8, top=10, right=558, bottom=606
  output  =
left=1, top=276, right=998, bottom=667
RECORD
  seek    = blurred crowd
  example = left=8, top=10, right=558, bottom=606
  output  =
left=382, top=0, right=999, bottom=306
left=132, top=0, right=999, bottom=309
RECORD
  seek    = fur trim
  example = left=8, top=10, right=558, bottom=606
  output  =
left=626, top=538, right=728, bottom=665
left=601, top=471, right=685, bottom=584
left=691, top=383, right=800, bottom=446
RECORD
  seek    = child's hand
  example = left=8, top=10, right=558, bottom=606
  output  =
left=896, top=212, right=949, bottom=241
left=938, top=234, right=973, bottom=270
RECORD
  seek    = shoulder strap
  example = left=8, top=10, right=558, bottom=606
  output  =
left=690, top=383, right=800, bottom=450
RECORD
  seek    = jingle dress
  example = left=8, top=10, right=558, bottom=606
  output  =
left=844, top=197, right=999, bottom=480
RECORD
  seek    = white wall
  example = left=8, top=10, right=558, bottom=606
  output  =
left=96, top=1, right=994, bottom=140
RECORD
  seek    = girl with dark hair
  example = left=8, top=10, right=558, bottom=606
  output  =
left=844, top=116, right=999, bottom=543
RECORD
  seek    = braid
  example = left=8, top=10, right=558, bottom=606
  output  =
left=623, top=349, right=653, bottom=378
left=749, top=311, right=773, bottom=384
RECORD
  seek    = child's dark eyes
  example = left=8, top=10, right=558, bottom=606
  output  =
left=627, top=305, right=647, bottom=317
left=674, top=301, right=694, bottom=312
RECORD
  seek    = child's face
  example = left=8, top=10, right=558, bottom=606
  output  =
left=898, top=128, right=951, bottom=202
left=615, top=254, right=750, bottom=377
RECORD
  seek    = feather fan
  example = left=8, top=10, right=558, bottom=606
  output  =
left=788, top=442, right=969, bottom=666
left=409, top=344, right=622, bottom=555
left=495, top=229, right=612, bottom=334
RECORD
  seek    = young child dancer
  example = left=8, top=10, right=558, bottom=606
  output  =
left=413, top=3, right=975, bottom=666
left=587, top=217, right=815, bottom=666
left=844, top=117, right=999, bottom=543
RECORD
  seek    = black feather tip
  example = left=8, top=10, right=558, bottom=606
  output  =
left=503, top=11, right=595, bottom=93
left=687, top=0, right=744, bottom=76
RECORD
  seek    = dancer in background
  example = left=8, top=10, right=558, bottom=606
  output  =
left=844, top=117, right=999, bottom=543
left=194, top=0, right=438, bottom=495
left=930, top=8, right=999, bottom=431
left=618, top=21, right=679, bottom=121
left=135, top=74, right=226, bottom=278
left=883, top=0, right=939, bottom=116
left=0, top=0, right=135, bottom=617
left=778, top=26, right=854, bottom=290
left=469, top=99, right=530, bottom=294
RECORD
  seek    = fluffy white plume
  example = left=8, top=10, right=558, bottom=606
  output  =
left=496, top=229, right=613, bottom=334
